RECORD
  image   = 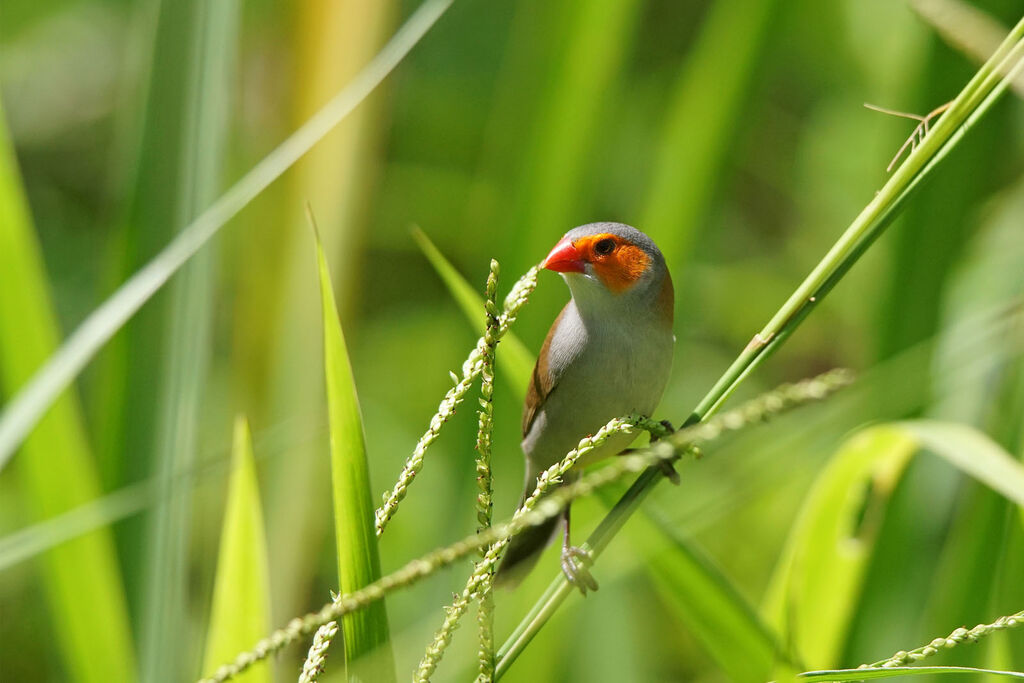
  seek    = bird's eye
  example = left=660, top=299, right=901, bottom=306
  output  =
left=593, top=238, right=616, bottom=256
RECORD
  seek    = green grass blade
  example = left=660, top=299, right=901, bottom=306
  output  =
left=316, top=227, right=395, bottom=681
left=411, top=226, right=533, bottom=398
left=897, top=420, right=1024, bottom=512
left=640, top=0, right=779, bottom=264
left=201, top=417, right=270, bottom=683
left=0, top=97, right=136, bottom=682
left=138, top=0, right=237, bottom=676
left=799, top=666, right=1024, bottom=681
left=0, top=0, right=454, bottom=474
left=630, top=506, right=784, bottom=682
left=0, top=479, right=151, bottom=573
left=765, top=420, right=1024, bottom=669
left=762, top=428, right=919, bottom=670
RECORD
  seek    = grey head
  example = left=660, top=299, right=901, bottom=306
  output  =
left=547, top=222, right=673, bottom=321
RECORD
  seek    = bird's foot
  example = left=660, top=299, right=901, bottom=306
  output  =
left=651, top=420, right=681, bottom=484
left=657, top=458, right=681, bottom=485
left=560, top=545, right=598, bottom=595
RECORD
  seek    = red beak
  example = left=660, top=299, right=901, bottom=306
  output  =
left=541, top=238, right=585, bottom=273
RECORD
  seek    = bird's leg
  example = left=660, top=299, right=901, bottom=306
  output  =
left=559, top=505, right=598, bottom=595
left=615, top=419, right=682, bottom=484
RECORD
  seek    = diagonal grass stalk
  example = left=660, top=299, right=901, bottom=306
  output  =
left=0, top=0, right=455, bottom=474
left=494, top=16, right=1024, bottom=677
left=798, top=666, right=1024, bottom=681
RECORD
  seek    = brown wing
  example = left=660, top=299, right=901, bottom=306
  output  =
left=522, top=304, right=569, bottom=438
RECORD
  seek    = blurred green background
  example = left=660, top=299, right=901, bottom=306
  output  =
left=1, top=0, right=1023, bottom=681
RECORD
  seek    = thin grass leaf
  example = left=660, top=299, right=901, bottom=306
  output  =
left=0, top=0, right=454, bottom=474
left=629, top=506, right=785, bottom=682
left=798, top=666, right=1024, bottom=681
left=0, top=478, right=151, bottom=573
left=201, top=417, right=270, bottom=683
left=411, top=226, right=533, bottom=398
left=0, top=93, right=136, bottom=683
left=316, top=226, right=395, bottom=681
left=898, top=420, right=1024, bottom=513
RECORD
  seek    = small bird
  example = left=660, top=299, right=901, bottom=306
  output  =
left=495, top=222, right=675, bottom=592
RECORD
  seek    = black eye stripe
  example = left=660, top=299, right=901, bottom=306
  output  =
left=594, top=238, right=615, bottom=255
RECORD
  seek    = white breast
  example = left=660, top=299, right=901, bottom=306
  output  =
left=522, top=301, right=674, bottom=476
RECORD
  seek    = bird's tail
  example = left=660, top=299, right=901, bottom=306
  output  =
left=493, top=510, right=559, bottom=589
left=494, top=461, right=563, bottom=589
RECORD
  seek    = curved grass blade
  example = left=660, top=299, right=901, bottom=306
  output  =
left=765, top=421, right=1024, bottom=669
left=899, top=420, right=1024, bottom=512
left=0, top=96, right=136, bottom=682
left=316, top=224, right=395, bottom=681
left=0, top=0, right=454, bottom=475
left=411, top=226, right=533, bottom=398
left=762, top=428, right=918, bottom=670
left=799, top=666, right=1024, bottom=681
left=201, top=417, right=270, bottom=683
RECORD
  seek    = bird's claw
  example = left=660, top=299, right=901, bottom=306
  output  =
left=560, top=545, right=598, bottom=595
left=658, top=458, right=681, bottom=485
left=651, top=420, right=680, bottom=484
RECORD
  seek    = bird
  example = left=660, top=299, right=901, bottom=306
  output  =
left=495, top=222, right=675, bottom=593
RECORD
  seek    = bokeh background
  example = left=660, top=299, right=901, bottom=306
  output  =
left=2, top=0, right=1023, bottom=681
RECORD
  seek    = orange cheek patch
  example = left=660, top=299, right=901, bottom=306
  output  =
left=592, top=244, right=650, bottom=293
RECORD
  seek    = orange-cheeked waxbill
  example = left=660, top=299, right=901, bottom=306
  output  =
left=495, top=222, right=675, bottom=592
